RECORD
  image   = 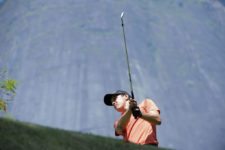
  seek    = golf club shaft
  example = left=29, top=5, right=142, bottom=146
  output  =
left=121, top=12, right=134, bottom=99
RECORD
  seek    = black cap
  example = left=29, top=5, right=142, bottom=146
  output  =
left=104, top=90, right=131, bottom=106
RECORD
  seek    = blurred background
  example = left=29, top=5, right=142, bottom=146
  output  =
left=0, top=0, right=225, bottom=149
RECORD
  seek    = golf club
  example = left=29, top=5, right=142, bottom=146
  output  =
left=120, top=12, right=142, bottom=119
left=120, top=11, right=134, bottom=99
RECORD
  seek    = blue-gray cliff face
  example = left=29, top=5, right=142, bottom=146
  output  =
left=1, top=0, right=225, bottom=149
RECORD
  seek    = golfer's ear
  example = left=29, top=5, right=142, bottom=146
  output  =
left=125, top=94, right=129, bottom=99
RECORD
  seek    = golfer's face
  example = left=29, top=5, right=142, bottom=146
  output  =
left=112, top=95, right=126, bottom=112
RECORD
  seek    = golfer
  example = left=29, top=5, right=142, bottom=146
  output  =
left=104, top=90, right=161, bottom=146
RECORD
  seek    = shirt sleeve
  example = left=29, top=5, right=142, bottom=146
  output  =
left=139, top=98, right=160, bottom=114
left=114, top=120, right=120, bottom=136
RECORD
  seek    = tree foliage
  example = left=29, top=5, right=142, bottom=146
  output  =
left=0, top=68, right=17, bottom=112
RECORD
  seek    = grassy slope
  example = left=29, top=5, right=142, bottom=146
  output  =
left=0, top=118, right=169, bottom=150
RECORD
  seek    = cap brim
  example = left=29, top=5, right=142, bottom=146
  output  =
left=104, top=94, right=114, bottom=106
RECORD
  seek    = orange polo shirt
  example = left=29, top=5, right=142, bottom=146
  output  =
left=114, top=99, right=160, bottom=145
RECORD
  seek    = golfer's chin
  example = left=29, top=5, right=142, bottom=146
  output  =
left=114, top=106, right=124, bottom=112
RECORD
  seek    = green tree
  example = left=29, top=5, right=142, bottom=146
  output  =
left=0, top=68, right=17, bottom=112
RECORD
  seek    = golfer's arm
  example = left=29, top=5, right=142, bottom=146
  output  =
left=141, top=110, right=161, bottom=125
left=115, top=110, right=132, bottom=135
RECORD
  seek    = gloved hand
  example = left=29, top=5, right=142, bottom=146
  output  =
left=129, top=99, right=142, bottom=119
left=131, top=106, right=142, bottom=119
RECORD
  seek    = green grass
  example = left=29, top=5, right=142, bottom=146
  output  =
left=0, top=118, right=169, bottom=150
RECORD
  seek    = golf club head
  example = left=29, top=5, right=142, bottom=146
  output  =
left=121, top=11, right=124, bottom=19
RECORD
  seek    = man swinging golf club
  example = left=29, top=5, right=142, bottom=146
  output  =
left=104, top=90, right=161, bottom=146
left=103, top=12, right=161, bottom=146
